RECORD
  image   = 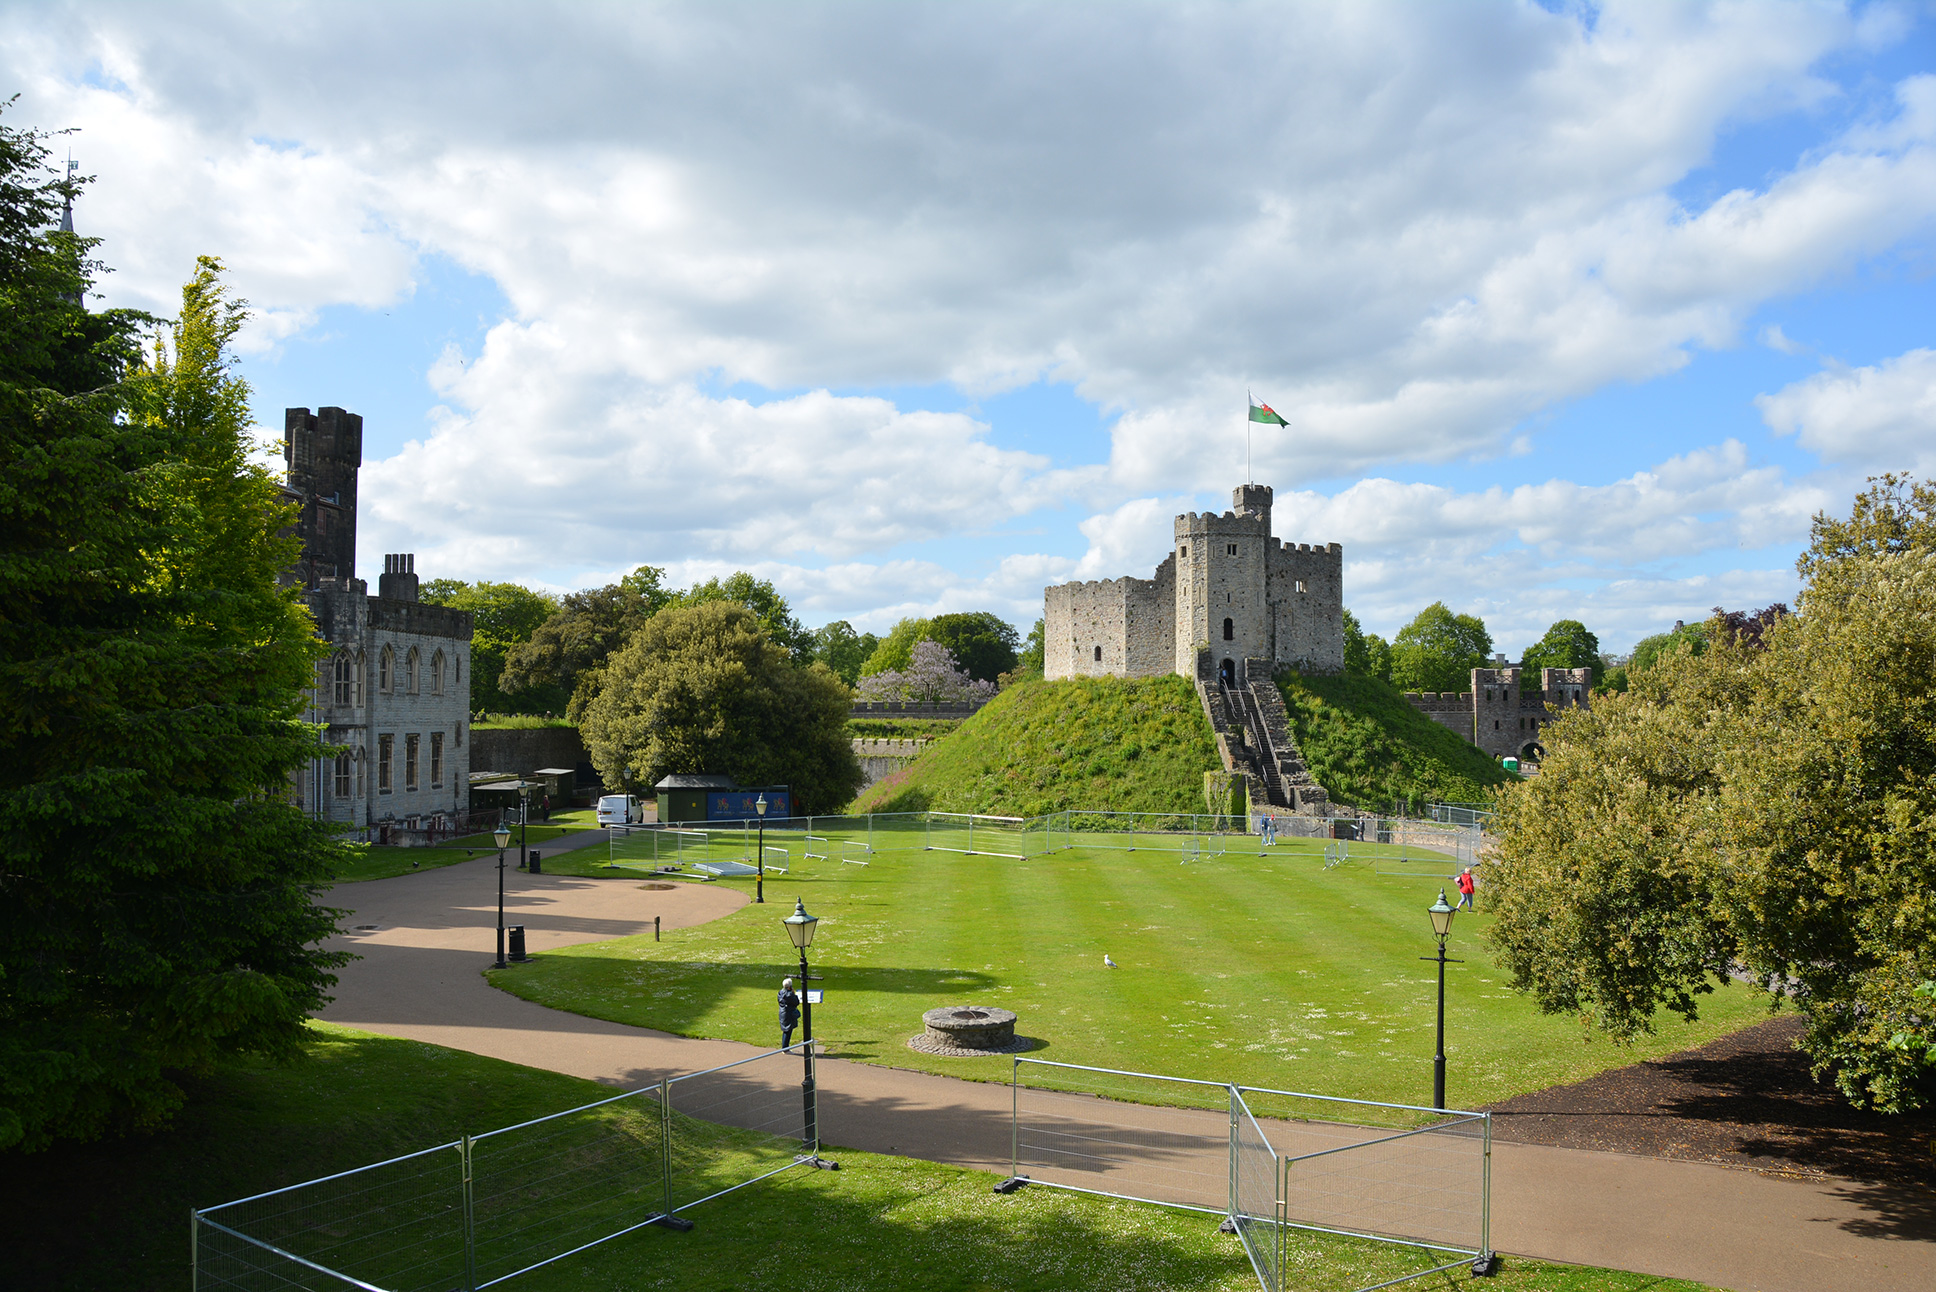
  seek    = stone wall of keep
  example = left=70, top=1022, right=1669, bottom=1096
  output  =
left=1267, top=540, right=1345, bottom=672
left=1044, top=575, right=1170, bottom=681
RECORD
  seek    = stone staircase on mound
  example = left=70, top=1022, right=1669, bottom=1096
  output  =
left=1192, top=650, right=1331, bottom=815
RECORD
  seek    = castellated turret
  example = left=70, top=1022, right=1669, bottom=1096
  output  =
left=1043, top=483, right=1344, bottom=684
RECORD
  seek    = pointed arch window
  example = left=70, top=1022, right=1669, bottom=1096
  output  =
left=405, top=648, right=420, bottom=695
left=332, top=652, right=354, bottom=705
left=431, top=650, right=446, bottom=696
left=354, top=652, right=366, bottom=706
left=379, top=646, right=394, bottom=694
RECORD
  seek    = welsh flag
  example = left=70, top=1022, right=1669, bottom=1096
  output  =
left=1249, top=399, right=1287, bottom=426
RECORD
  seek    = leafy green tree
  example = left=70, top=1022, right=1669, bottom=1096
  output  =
left=809, top=620, right=879, bottom=686
left=580, top=602, right=862, bottom=812
left=1388, top=602, right=1492, bottom=692
left=1796, top=471, right=1936, bottom=581
left=1342, top=608, right=1392, bottom=682
left=0, top=155, right=349, bottom=1153
left=419, top=580, right=561, bottom=713
left=1629, top=620, right=1708, bottom=675
left=500, top=565, right=673, bottom=718
left=861, top=616, right=931, bottom=676
left=925, top=611, right=1020, bottom=682
left=1015, top=618, right=1046, bottom=678
left=1593, top=653, right=1630, bottom=695
left=677, top=571, right=812, bottom=662
left=1486, top=477, right=1936, bottom=1112
left=1519, top=619, right=1599, bottom=690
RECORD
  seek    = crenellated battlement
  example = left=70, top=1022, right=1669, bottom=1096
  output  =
left=1048, top=481, right=1342, bottom=685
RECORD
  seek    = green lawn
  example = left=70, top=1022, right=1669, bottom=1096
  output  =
left=15, top=1021, right=1721, bottom=1292
left=492, top=830, right=1776, bottom=1116
left=331, top=819, right=604, bottom=882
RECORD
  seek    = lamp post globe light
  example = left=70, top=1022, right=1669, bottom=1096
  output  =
left=781, top=898, right=835, bottom=1169
left=1422, top=888, right=1462, bottom=1111
left=754, top=792, right=768, bottom=904
left=493, top=821, right=513, bottom=969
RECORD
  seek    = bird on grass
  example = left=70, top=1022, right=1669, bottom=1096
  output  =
left=1103, top=954, right=1118, bottom=969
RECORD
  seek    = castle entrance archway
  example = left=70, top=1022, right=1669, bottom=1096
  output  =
left=1519, top=741, right=1545, bottom=763
left=1219, top=657, right=1236, bottom=685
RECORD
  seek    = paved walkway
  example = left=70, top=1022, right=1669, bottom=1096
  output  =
left=320, top=852, right=1936, bottom=1292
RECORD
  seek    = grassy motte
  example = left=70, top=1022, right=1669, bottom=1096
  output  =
left=10, top=1021, right=1721, bottom=1291
left=853, top=675, right=1218, bottom=816
left=495, top=835, right=1774, bottom=1115
left=1277, top=671, right=1514, bottom=811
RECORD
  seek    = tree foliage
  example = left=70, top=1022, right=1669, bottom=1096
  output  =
left=0, top=139, right=350, bottom=1154
left=857, top=640, right=996, bottom=705
left=1486, top=478, right=1936, bottom=1112
left=1628, top=620, right=1708, bottom=676
left=1388, top=602, right=1492, bottom=692
left=677, top=571, right=812, bottom=662
left=499, top=565, right=672, bottom=718
left=419, top=579, right=561, bottom=712
left=1342, top=608, right=1392, bottom=682
left=1015, top=617, right=1046, bottom=678
left=861, top=616, right=930, bottom=676
left=924, top=612, right=1020, bottom=683
left=1519, top=619, right=1599, bottom=690
left=579, top=602, right=862, bottom=813
left=809, top=620, right=879, bottom=686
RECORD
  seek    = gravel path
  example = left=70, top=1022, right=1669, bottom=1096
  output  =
left=320, top=856, right=1935, bottom=1292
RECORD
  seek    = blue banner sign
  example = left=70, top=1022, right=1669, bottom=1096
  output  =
left=706, top=789, right=790, bottom=821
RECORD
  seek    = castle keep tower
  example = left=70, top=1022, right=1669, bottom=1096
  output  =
left=1044, top=483, right=1344, bottom=683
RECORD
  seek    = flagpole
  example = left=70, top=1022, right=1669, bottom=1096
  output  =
left=1246, top=391, right=1252, bottom=484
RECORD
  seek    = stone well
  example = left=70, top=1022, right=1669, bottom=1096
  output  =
left=920, top=1006, right=1017, bottom=1051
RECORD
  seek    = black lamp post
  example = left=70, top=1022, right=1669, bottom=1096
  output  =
left=754, top=792, right=768, bottom=904
left=493, top=821, right=512, bottom=969
left=1422, top=888, right=1461, bottom=1110
left=782, top=898, right=835, bottom=1169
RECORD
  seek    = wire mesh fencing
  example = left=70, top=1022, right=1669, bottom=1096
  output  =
left=193, top=1046, right=824, bottom=1292
left=193, top=1140, right=468, bottom=1291
left=998, top=1061, right=1492, bottom=1292
left=663, top=1044, right=823, bottom=1215
left=1008, top=1059, right=1235, bottom=1215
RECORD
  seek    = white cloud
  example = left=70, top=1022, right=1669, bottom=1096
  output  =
left=0, top=1, right=1924, bottom=638
left=1756, top=346, right=1936, bottom=473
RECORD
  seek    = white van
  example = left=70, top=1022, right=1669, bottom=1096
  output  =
left=597, top=794, right=644, bottom=828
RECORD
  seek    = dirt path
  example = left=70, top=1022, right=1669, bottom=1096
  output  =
left=320, top=858, right=1935, bottom=1292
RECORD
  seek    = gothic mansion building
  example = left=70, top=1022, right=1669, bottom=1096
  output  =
left=1045, top=484, right=1345, bottom=684
left=284, top=407, right=474, bottom=837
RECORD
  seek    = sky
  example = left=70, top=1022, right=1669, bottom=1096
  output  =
left=7, top=1, right=1936, bottom=655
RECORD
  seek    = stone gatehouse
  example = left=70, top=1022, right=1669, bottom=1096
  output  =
left=1043, top=483, right=1345, bottom=684
left=1406, top=666, right=1592, bottom=761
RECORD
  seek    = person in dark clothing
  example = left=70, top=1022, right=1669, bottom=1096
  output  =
left=540, top=793, right=551, bottom=823
left=778, top=977, right=801, bottom=1049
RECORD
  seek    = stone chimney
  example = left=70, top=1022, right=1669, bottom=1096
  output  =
left=378, top=553, right=419, bottom=602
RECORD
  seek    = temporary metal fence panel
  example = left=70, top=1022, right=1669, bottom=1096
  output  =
left=923, top=811, right=1047, bottom=858
left=194, top=1046, right=821, bottom=1292
left=1230, top=1092, right=1285, bottom=1292
left=192, top=1140, right=468, bottom=1292
left=1237, top=1088, right=1489, bottom=1263
left=467, top=1086, right=666, bottom=1288
left=1009, top=1058, right=1235, bottom=1215
left=663, top=1044, right=820, bottom=1216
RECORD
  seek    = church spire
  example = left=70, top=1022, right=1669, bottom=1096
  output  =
left=59, top=155, right=81, bottom=308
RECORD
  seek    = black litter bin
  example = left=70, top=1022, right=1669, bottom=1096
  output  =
left=527, top=848, right=542, bottom=874
left=508, top=925, right=527, bottom=962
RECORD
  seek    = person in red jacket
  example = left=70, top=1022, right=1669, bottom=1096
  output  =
left=1455, top=866, right=1477, bottom=911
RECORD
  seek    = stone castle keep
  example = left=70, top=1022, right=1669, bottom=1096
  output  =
left=1407, top=667, right=1592, bottom=762
left=1044, top=484, right=1344, bottom=685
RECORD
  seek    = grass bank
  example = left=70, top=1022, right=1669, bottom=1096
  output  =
left=495, top=835, right=1773, bottom=1115
left=8, top=1021, right=1718, bottom=1291
left=853, top=675, right=1219, bottom=816
left=1277, top=671, right=1514, bottom=811
left=848, top=717, right=967, bottom=739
